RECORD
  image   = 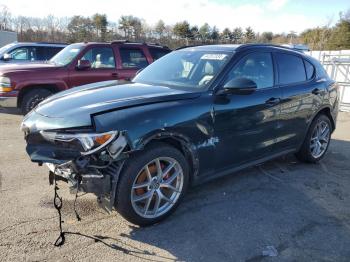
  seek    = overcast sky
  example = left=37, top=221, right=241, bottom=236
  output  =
left=1, top=0, right=349, bottom=33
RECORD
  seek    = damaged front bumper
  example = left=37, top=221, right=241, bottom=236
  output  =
left=24, top=127, right=129, bottom=211
left=47, top=159, right=124, bottom=211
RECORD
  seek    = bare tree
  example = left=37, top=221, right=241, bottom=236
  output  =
left=0, top=5, right=12, bottom=30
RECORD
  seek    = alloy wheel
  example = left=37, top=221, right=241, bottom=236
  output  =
left=131, top=157, right=184, bottom=219
left=310, top=120, right=330, bottom=158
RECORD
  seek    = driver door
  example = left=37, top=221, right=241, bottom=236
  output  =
left=213, top=51, right=282, bottom=172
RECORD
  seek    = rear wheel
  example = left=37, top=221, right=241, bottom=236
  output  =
left=21, top=89, right=53, bottom=115
left=115, top=142, right=189, bottom=226
left=296, top=114, right=332, bottom=163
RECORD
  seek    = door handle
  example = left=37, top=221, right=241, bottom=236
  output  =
left=265, top=97, right=281, bottom=106
left=312, top=88, right=322, bottom=95
left=111, top=72, right=119, bottom=78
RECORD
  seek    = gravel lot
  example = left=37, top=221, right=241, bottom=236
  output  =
left=1, top=108, right=350, bottom=262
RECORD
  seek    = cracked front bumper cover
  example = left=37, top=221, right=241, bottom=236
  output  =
left=21, top=105, right=129, bottom=211
left=25, top=129, right=128, bottom=208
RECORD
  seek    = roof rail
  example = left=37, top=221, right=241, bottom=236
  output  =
left=111, top=40, right=131, bottom=44
left=147, top=42, right=167, bottom=47
left=110, top=40, right=170, bottom=49
left=235, top=43, right=308, bottom=53
left=34, top=42, right=67, bottom=45
left=111, top=40, right=148, bottom=45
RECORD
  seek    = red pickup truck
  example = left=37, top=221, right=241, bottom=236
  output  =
left=0, top=41, right=171, bottom=114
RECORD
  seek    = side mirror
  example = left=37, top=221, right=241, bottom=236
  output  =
left=218, top=78, right=257, bottom=95
left=2, top=53, right=11, bottom=61
left=76, top=59, right=91, bottom=70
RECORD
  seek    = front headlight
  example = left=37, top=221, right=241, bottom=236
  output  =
left=0, top=76, right=12, bottom=92
left=40, top=130, right=118, bottom=155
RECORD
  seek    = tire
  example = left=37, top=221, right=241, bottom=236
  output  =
left=296, top=114, right=332, bottom=163
left=115, top=142, right=189, bottom=226
left=21, top=89, right=53, bottom=115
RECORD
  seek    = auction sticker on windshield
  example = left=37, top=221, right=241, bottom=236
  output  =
left=201, top=54, right=228, bottom=60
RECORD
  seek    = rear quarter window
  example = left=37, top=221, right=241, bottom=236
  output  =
left=275, top=53, right=306, bottom=85
left=304, top=60, right=315, bottom=80
left=311, top=58, right=329, bottom=79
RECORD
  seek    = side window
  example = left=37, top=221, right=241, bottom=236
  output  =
left=312, top=59, right=329, bottom=79
left=304, top=60, right=315, bottom=80
left=35, top=47, right=47, bottom=60
left=46, top=47, right=64, bottom=60
left=225, top=52, right=274, bottom=89
left=9, top=47, right=29, bottom=60
left=119, top=48, right=149, bottom=68
left=149, top=48, right=170, bottom=61
left=81, top=47, right=115, bottom=69
left=276, top=53, right=306, bottom=85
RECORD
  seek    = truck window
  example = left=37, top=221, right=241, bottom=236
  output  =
left=149, top=48, right=170, bottom=61
left=9, top=47, right=37, bottom=61
left=35, top=47, right=47, bottom=60
left=82, top=47, right=116, bottom=69
left=9, top=47, right=29, bottom=60
left=119, top=48, right=149, bottom=69
left=46, top=47, right=64, bottom=60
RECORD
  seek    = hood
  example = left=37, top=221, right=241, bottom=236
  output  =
left=0, top=62, right=58, bottom=74
left=23, top=80, right=201, bottom=131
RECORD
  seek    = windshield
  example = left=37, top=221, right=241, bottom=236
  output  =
left=133, top=50, right=232, bottom=89
left=50, top=44, right=84, bottom=66
left=0, top=43, right=16, bottom=55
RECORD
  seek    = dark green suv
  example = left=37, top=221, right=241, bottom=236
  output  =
left=21, top=44, right=339, bottom=226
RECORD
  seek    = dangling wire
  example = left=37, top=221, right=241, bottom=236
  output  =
left=73, top=176, right=82, bottom=222
left=53, top=169, right=82, bottom=247
left=53, top=170, right=65, bottom=247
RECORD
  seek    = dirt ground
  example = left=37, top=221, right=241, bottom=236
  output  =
left=1, top=108, right=350, bottom=262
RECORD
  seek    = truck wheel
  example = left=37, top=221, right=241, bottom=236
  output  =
left=21, top=89, right=53, bottom=115
left=115, top=142, right=189, bottom=226
left=296, top=114, right=332, bottom=163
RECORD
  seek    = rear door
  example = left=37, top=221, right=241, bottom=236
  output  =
left=68, top=45, right=119, bottom=87
left=116, top=46, right=150, bottom=80
left=213, top=51, right=282, bottom=171
left=273, top=52, right=323, bottom=150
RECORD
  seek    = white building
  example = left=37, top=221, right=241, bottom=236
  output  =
left=0, top=31, right=17, bottom=48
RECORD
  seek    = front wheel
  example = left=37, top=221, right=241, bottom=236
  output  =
left=115, top=142, right=189, bottom=226
left=21, top=89, right=53, bottom=115
left=296, top=114, right=332, bottom=163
